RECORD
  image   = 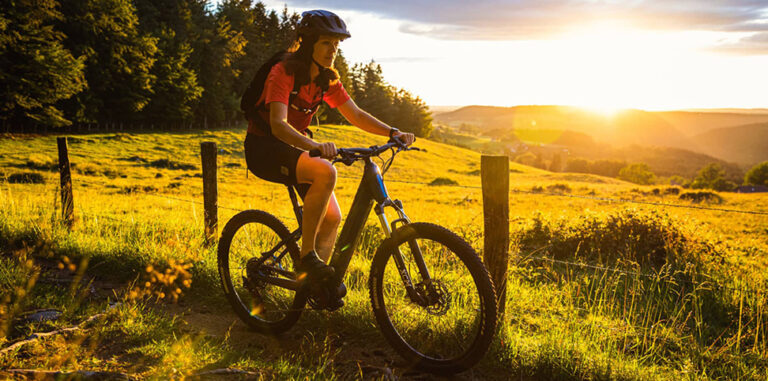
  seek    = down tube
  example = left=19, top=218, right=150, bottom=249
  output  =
left=328, top=179, right=375, bottom=285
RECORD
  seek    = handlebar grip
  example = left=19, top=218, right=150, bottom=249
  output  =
left=309, top=149, right=321, bottom=157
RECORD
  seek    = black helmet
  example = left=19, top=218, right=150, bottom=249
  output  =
left=298, top=10, right=351, bottom=39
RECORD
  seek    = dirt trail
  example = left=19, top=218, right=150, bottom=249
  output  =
left=5, top=255, right=498, bottom=379
left=157, top=301, right=491, bottom=380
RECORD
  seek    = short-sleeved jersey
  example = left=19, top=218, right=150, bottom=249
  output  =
left=248, top=62, right=350, bottom=135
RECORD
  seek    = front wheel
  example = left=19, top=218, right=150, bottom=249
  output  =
left=369, top=223, right=498, bottom=375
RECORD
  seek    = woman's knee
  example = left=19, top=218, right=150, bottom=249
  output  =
left=297, top=155, right=336, bottom=187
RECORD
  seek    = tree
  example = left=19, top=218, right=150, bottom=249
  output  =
left=391, top=89, right=433, bottom=137
left=690, top=163, right=735, bottom=191
left=590, top=159, right=626, bottom=177
left=0, top=0, right=85, bottom=127
left=132, top=0, right=204, bottom=123
left=618, top=163, right=656, bottom=185
left=565, top=158, right=590, bottom=173
left=745, top=161, right=768, bottom=186
left=346, top=60, right=433, bottom=137
left=139, top=29, right=203, bottom=122
left=549, top=153, right=563, bottom=172
left=58, top=0, right=157, bottom=122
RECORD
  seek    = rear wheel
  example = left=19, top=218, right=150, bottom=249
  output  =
left=369, top=223, right=497, bottom=375
left=218, top=210, right=306, bottom=334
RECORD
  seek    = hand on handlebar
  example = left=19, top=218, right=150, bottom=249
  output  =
left=391, top=130, right=415, bottom=147
left=312, top=142, right=337, bottom=159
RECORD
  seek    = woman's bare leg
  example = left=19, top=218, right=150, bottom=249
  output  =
left=295, top=152, right=337, bottom=260
left=314, top=193, right=341, bottom=262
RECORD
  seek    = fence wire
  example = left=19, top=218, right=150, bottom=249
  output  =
left=31, top=142, right=768, bottom=297
left=354, top=174, right=768, bottom=216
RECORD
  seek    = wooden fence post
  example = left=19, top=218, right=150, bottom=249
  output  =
left=201, top=142, right=218, bottom=244
left=481, top=155, right=509, bottom=322
left=57, top=137, right=75, bottom=228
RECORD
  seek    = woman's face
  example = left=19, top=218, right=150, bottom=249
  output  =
left=312, top=35, right=342, bottom=68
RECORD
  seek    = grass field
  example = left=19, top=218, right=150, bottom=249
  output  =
left=1, top=125, right=767, bottom=379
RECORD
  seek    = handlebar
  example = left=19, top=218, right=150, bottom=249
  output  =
left=308, top=137, right=421, bottom=159
left=308, top=137, right=423, bottom=167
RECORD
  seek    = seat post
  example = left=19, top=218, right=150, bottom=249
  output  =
left=287, top=185, right=303, bottom=226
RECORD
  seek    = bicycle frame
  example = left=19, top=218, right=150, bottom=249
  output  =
left=255, top=156, right=433, bottom=302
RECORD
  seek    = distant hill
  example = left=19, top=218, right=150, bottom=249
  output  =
left=681, top=108, right=768, bottom=115
left=435, top=105, right=691, bottom=147
left=514, top=130, right=743, bottom=180
left=435, top=105, right=768, bottom=166
left=692, top=122, right=768, bottom=165
left=655, top=111, right=768, bottom=136
left=428, top=105, right=464, bottom=115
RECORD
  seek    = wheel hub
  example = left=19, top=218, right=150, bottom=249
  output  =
left=414, top=279, right=451, bottom=316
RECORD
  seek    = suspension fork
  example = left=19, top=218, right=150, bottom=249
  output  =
left=375, top=200, right=433, bottom=304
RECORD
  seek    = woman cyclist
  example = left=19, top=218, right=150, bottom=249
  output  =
left=244, top=10, right=415, bottom=304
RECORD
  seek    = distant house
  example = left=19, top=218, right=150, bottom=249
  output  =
left=735, top=185, right=768, bottom=193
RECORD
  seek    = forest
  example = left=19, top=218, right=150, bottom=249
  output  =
left=0, top=0, right=433, bottom=136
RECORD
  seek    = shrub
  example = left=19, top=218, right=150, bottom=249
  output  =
left=148, top=159, right=196, bottom=170
left=121, top=185, right=159, bottom=194
left=679, top=191, right=723, bottom=204
left=24, top=154, right=57, bottom=171
left=515, top=209, right=712, bottom=270
left=546, top=183, right=571, bottom=193
left=744, top=161, right=768, bottom=186
left=8, top=172, right=45, bottom=184
left=428, top=177, right=458, bottom=186
left=690, top=163, right=735, bottom=191
left=618, top=163, right=656, bottom=185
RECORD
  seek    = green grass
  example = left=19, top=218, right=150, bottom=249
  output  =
left=1, top=125, right=767, bottom=379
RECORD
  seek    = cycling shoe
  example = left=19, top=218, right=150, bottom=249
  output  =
left=296, top=251, right=334, bottom=284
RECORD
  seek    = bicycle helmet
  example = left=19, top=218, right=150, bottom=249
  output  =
left=298, top=10, right=351, bottom=39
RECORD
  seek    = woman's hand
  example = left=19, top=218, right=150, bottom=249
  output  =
left=392, top=130, right=415, bottom=146
left=314, top=142, right=338, bottom=159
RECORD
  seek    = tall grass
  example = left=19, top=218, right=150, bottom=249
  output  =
left=1, top=126, right=767, bottom=378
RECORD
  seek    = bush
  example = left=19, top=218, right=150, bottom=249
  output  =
left=24, top=154, right=57, bottom=171
left=8, top=172, right=45, bottom=184
left=679, top=191, right=723, bottom=204
left=428, top=177, right=458, bottom=186
left=546, top=183, right=571, bottom=193
left=618, top=163, right=656, bottom=185
left=148, top=159, right=197, bottom=170
left=744, top=161, right=768, bottom=186
left=515, top=209, right=712, bottom=270
left=690, top=163, right=735, bottom=191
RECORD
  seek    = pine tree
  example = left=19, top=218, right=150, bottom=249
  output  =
left=57, top=0, right=157, bottom=123
left=0, top=0, right=85, bottom=127
left=132, top=0, right=204, bottom=123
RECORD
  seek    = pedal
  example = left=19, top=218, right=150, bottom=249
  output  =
left=306, top=281, right=347, bottom=311
left=325, top=281, right=346, bottom=311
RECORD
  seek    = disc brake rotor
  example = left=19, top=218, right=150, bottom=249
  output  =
left=415, top=279, right=451, bottom=316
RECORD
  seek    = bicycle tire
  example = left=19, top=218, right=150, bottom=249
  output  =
left=218, top=210, right=306, bottom=334
left=369, top=222, right=498, bottom=375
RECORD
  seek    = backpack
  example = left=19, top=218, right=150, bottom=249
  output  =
left=240, top=51, right=323, bottom=136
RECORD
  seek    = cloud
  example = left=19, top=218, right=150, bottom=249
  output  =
left=710, top=32, right=768, bottom=55
left=286, top=0, right=768, bottom=43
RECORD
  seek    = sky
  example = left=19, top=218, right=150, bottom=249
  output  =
left=257, top=0, right=768, bottom=111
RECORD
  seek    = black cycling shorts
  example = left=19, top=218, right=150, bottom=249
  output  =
left=244, top=133, right=310, bottom=198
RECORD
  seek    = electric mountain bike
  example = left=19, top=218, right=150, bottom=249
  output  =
left=217, top=138, right=498, bottom=374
